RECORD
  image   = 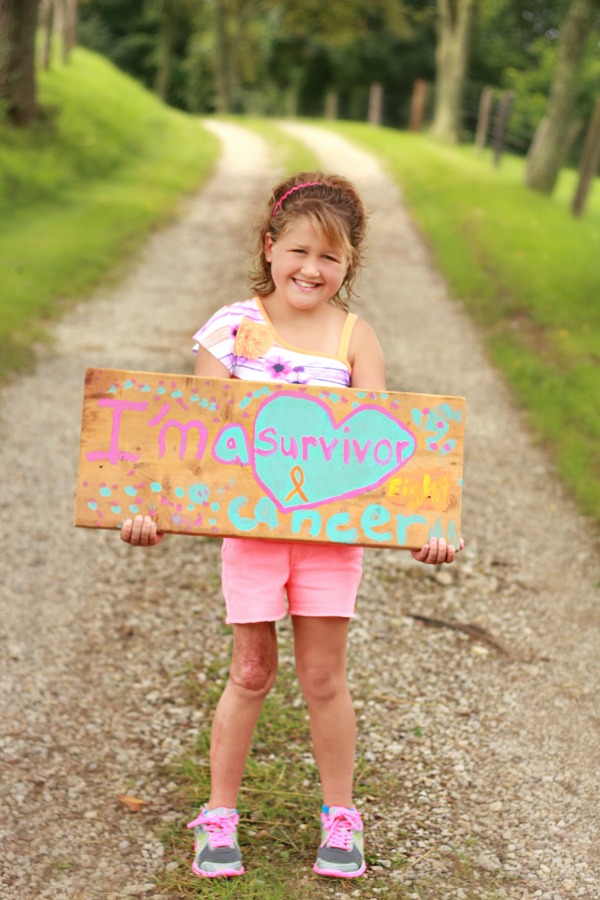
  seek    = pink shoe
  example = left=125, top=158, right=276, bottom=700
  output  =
left=187, top=807, right=244, bottom=877
left=313, top=806, right=366, bottom=878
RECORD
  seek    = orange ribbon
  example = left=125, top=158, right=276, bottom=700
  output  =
left=285, top=465, right=308, bottom=503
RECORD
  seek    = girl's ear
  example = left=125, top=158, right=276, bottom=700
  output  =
left=264, top=232, right=274, bottom=262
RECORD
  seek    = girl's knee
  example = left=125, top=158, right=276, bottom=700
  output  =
left=230, top=649, right=277, bottom=695
left=297, top=663, right=346, bottom=704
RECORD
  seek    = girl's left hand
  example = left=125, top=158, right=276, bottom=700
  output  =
left=411, top=537, right=464, bottom=565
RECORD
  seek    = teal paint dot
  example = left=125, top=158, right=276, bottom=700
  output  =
left=157, top=386, right=166, bottom=394
left=240, top=397, right=251, bottom=409
left=209, top=518, right=217, bottom=526
left=129, top=504, right=139, bottom=514
left=124, top=486, right=137, bottom=497
left=211, top=502, right=220, bottom=512
left=171, top=390, right=183, bottom=398
left=99, top=486, right=112, bottom=497
left=187, top=504, right=195, bottom=512
left=329, top=393, right=339, bottom=402
left=150, top=482, right=162, bottom=493
left=111, top=505, right=121, bottom=514
left=175, top=487, right=185, bottom=499
left=124, top=380, right=134, bottom=389
left=88, top=501, right=97, bottom=510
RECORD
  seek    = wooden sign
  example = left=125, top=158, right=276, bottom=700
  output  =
left=75, top=368, right=466, bottom=550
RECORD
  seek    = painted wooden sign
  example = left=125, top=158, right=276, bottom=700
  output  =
left=75, top=368, right=466, bottom=550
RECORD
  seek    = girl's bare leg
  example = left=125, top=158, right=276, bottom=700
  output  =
left=292, top=616, right=355, bottom=808
left=208, top=621, right=278, bottom=809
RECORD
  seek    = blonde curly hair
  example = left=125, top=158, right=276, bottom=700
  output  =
left=249, top=171, right=368, bottom=311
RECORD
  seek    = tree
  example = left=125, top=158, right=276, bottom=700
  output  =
left=525, top=0, right=598, bottom=193
left=430, top=0, right=477, bottom=142
left=0, top=0, right=40, bottom=124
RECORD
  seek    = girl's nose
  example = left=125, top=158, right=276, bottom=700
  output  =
left=300, top=256, right=320, bottom=276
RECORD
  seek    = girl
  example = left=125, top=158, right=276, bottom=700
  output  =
left=121, top=172, right=462, bottom=879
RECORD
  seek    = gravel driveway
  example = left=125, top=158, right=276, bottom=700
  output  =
left=1, top=120, right=599, bottom=900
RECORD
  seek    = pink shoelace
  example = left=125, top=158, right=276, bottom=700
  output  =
left=187, top=810, right=239, bottom=849
left=320, top=808, right=363, bottom=851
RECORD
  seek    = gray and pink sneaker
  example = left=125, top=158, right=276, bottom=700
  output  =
left=187, top=807, right=244, bottom=877
left=313, top=806, right=366, bottom=878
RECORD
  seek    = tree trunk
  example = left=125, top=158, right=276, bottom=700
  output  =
left=0, top=0, right=40, bottom=125
left=525, top=0, right=597, bottom=193
left=62, top=0, right=78, bottom=64
left=430, top=0, right=476, bottom=143
left=213, top=0, right=231, bottom=113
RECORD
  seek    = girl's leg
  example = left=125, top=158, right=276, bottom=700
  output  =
left=292, top=616, right=355, bottom=808
left=208, top=621, right=278, bottom=809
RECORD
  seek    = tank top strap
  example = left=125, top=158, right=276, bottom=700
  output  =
left=338, top=313, right=358, bottom=359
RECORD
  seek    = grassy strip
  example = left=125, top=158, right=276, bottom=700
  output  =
left=0, top=48, right=219, bottom=378
left=158, top=638, right=514, bottom=898
left=217, top=114, right=321, bottom=173
left=316, top=121, right=600, bottom=525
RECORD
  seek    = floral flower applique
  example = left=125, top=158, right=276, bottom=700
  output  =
left=265, top=355, right=293, bottom=379
left=233, top=317, right=273, bottom=360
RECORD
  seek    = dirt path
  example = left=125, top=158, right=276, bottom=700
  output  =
left=1, top=120, right=599, bottom=900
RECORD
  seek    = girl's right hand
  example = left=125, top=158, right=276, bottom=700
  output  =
left=120, top=515, right=164, bottom=546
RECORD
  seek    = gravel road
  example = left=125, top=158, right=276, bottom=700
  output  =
left=1, top=119, right=599, bottom=900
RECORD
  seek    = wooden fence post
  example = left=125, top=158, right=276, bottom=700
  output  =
left=571, top=98, right=600, bottom=218
left=475, top=85, right=494, bottom=153
left=324, top=89, right=339, bottom=120
left=368, top=82, right=383, bottom=126
left=409, top=79, right=428, bottom=132
left=493, top=91, right=515, bottom=167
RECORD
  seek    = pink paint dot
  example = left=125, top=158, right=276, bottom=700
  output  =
left=423, top=407, right=430, bottom=414
left=82, top=481, right=89, bottom=487
left=437, top=421, right=445, bottom=429
left=443, top=443, right=451, bottom=451
left=430, top=442, right=438, bottom=450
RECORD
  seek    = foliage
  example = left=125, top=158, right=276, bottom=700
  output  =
left=76, top=0, right=600, bottom=157
left=0, top=47, right=219, bottom=378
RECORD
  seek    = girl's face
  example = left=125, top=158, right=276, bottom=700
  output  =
left=264, top=217, right=348, bottom=313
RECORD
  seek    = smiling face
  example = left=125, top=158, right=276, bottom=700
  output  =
left=264, top=217, right=349, bottom=313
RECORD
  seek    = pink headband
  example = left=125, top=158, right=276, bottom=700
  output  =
left=271, top=181, right=324, bottom=217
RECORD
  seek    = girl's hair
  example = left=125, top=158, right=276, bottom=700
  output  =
left=249, top=171, right=368, bottom=310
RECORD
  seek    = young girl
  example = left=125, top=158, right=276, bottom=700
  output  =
left=121, top=172, right=462, bottom=879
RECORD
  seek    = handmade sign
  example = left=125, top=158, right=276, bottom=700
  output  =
left=75, top=368, right=466, bottom=550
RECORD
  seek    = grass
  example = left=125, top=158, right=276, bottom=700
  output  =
left=314, top=120, right=600, bottom=525
left=0, top=47, right=220, bottom=378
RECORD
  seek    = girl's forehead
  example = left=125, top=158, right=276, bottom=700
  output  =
left=280, top=216, right=343, bottom=250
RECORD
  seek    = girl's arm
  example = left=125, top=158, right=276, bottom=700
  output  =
left=194, top=345, right=231, bottom=379
left=120, top=346, right=231, bottom=546
left=349, top=319, right=387, bottom=391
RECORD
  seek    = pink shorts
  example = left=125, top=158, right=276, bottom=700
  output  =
left=221, top=538, right=363, bottom=623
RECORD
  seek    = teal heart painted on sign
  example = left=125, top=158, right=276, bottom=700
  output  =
left=252, top=393, right=416, bottom=511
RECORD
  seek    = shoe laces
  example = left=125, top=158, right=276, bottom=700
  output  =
left=320, top=808, right=363, bottom=851
left=187, top=810, right=239, bottom=849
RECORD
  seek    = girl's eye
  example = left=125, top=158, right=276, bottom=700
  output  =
left=324, top=255, right=340, bottom=263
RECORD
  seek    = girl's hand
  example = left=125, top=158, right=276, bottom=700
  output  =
left=120, top=515, right=164, bottom=546
left=411, top=537, right=464, bottom=565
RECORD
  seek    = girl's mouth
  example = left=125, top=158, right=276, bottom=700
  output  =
left=292, top=278, right=320, bottom=291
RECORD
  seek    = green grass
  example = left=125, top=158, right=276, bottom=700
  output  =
left=0, top=47, right=219, bottom=377
left=315, top=120, right=600, bottom=525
